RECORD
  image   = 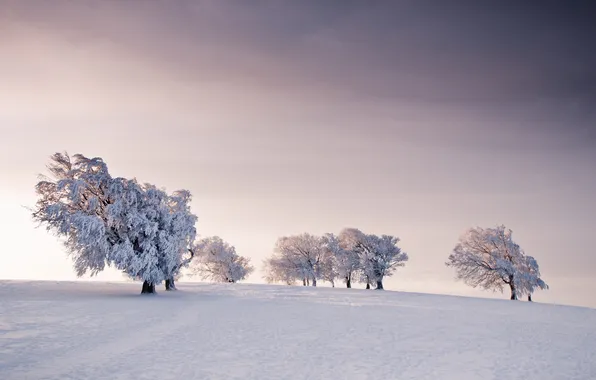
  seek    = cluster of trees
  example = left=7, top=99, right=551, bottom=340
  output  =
left=262, top=228, right=409, bottom=290
left=261, top=225, right=549, bottom=301
left=446, top=225, right=549, bottom=301
left=32, top=152, right=549, bottom=301
left=31, top=153, right=253, bottom=294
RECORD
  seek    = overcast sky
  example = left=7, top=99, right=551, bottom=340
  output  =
left=1, top=0, right=595, bottom=307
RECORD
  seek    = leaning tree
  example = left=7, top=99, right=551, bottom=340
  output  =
left=446, top=225, right=548, bottom=301
left=31, top=152, right=197, bottom=294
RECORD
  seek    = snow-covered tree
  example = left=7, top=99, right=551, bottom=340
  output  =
left=264, top=233, right=326, bottom=286
left=515, top=255, right=548, bottom=301
left=263, top=229, right=407, bottom=289
left=158, top=189, right=197, bottom=291
left=337, top=228, right=408, bottom=290
left=31, top=152, right=198, bottom=294
left=318, top=239, right=340, bottom=287
left=369, top=234, right=408, bottom=290
left=262, top=256, right=300, bottom=285
left=190, top=236, right=254, bottom=283
left=323, top=232, right=361, bottom=288
left=113, top=184, right=197, bottom=293
left=32, top=153, right=114, bottom=277
left=446, top=225, right=528, bottom=300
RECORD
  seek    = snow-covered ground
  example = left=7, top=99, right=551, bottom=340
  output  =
left=0, top=281, right=594, bottom=380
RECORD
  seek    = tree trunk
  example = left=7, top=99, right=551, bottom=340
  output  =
left=165, top=278, right=176, bottom=291
left=528, top=294, right=532, bottom=302
left=306, top=278, right=310, bottom=286
left=376, top=279, right=384, bottom=290
left=302, top=278, right=306, bottom=286
left=311, top=277, right=317, bottom=287
left=509, top=281, right=517, bottom=300
left=346, top=276, right=351, bottom=289
left=141, top=281, right=156, bottom=294
left=366, top=282, right=371, bottom=290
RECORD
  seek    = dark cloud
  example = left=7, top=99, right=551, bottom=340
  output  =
left=5, top=0, right=595, bottom=144
left=6, top=1, right=595, bottom=98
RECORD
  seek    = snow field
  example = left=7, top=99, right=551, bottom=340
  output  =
left=0, top=281, right=594, bottom=380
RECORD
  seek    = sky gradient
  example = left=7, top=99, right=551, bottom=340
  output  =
left=1, top=0, right=595, bottom=307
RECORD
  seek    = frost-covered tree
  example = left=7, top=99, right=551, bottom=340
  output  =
left=262, top=256, right=301, bottom=285
left=370, top=234, right=408, bottom=290
left=31, top=152, right=197, bottom=294
left=114, top=184, right=197, bottom=293
left=446, top=225, right=529, bottom=300
left=190, top=236, right=254, bottom=283
left=264, top=233, right=326, bottom=286
left=158, top=189, right=198, bottom=291
left=337, top=228, right=408, bottom=290
left=32, top=153, right=114, bottom=277
left=338, top=228, right=370, bottom=287
left=318, top=242, right=340, bottom=287
left=323, top=232, right=361, bottom=288
left=262, top=251, right=314, bottom=286
left=515, top=255, right=548, bottom=301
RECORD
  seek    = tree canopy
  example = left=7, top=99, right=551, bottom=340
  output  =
left=31, top=152, right=197, bottom=293
left=446, top=225, right=548, bottom=300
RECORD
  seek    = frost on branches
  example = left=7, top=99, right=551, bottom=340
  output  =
left=445, top=225, right=548, bottom=300
left=515, top=255, right=549, bottom=301
left=262, top=256, right=301, bottom=286
left=322, top=232, right=360, bottom=288
left=31, top=152, right=197, bottom=294
left=263, top=229, right=408, bottom=289
left=264, top=233, right=327, bottom=286
left=190, top=236, right=254, bottom=283
left=339, top=228, right=408, bottom=290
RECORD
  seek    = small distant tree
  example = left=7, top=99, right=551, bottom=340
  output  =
left=362, top=234, right=408, bottom=290
left=318, top=239, right=340, bottom=287
left=190, top=236, right=254, bottom=283
left=337, top=228, right=408, bottom=290
left=446, top=225, right=544, bottom=301
left=263, top=233, right=326, bottom=286
left=515, top=255, right=548, bottom=301
left=324, top=232, right=361, bottom=288
left=275, top=233, right=326, bottom=286
left=262, top=256, right=299, bottom=285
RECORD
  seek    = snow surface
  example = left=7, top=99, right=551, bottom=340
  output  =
left=0, top=281, right=594, bottom=380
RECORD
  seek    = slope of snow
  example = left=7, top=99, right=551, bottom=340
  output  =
left=0, top=281, right=594, bottom=380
